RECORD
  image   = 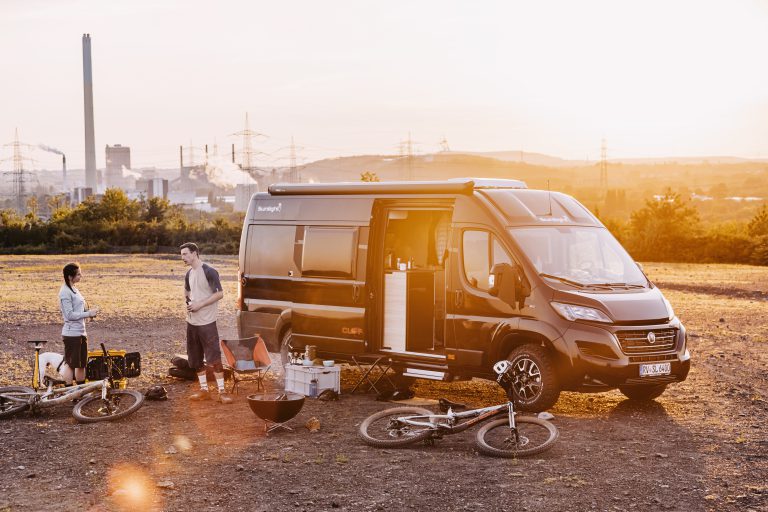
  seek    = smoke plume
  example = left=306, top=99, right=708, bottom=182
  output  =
left=39, top=144, right=64, bottom=155
left=201, top=155, right=257, bottom=187
left=121, top=165, right=142, bottom=179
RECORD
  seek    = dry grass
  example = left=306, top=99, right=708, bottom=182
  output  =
left=0, top=254, right=238, bottom=326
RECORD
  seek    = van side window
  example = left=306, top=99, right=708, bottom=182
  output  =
left=302, top=227, right=358, bottom=279
left=246, top=225, right=296, bottom=276
left=462, top=230, right=514, bottom=291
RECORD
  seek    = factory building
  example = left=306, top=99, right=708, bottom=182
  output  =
left=105, top=144, right=133, bottom=189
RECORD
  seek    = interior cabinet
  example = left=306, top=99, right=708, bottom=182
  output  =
left=384, top=270, right=435, bottom=352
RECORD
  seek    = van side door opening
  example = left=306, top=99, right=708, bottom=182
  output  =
left=369, top=201, right=453, bottom=358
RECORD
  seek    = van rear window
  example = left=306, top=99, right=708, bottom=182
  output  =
left=245, top=225, right=297, bottom=276
left=302, top=227, right=357, bottom=279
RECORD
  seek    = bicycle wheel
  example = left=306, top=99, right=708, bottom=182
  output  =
left=72, top=389, right=144, bottom=423
left=475, top=416, right=558, bottom=458
left=0, top=386, right=35, bottom=419
left=359, top=406, right=434, bottom=448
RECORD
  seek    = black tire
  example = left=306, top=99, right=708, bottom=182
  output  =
left=0, top=386, right=34, bottom=419
left=72, top=389, right=144, bottom=423
left=506, top=344, right=560, bottom=412
left=359, top=406, right=434, bottom=448
left=279, top=327, right=293, bottom=366
left=475, top=416, right=559, bottom=458
left=618, top=383, right=667, bottom=401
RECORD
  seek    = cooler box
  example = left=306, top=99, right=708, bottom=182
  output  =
left=284, top=365, right=341, bottom=397
left=86, top=349, right=141, bottom=389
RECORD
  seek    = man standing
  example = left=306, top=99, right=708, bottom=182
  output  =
left=180, top=242, right=233, bottom=404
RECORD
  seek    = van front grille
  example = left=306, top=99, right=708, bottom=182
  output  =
left=616, top=328, right=677, bottom=355
left=628, top=353, right=678, bottom=363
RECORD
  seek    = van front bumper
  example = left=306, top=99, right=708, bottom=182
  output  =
left=561, top=319, right=691, bottom=389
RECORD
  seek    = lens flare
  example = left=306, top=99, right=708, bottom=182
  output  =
left=107, top=463, right=157, bottom=511
left=173, top=435, right=192, bottom=452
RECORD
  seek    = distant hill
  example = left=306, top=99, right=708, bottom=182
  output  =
left=458, top=150, right=590, bottom=167
left=458, top=150, right=768, bottom=167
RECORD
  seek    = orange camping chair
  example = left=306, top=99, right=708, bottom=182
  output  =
left=220, top=335, right=272, bottom=394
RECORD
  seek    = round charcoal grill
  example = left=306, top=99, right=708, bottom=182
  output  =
left=247, top=392, right=305, bottom=433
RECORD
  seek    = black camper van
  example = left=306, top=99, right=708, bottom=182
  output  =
left=236, top=178, right=690, bottom=411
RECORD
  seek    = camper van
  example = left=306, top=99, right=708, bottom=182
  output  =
left=236, top=178, right=690, bottom=411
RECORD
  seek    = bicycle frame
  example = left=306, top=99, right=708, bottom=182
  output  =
left=21, top=340, right=117, bottom=409
left=1, top=380, right=107, bottom=409
left=396, top=401, right=518, bottom=435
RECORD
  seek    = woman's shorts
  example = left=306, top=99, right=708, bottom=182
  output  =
left=63, top=335, right=88, bottom=369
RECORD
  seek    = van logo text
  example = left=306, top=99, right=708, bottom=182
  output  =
left=647, top=332, right=656, bottom=344
left=257, top=203, right=282, bottom=213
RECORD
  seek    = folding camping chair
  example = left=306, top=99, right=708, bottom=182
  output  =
left=350, top=355, right=395, bottom=396
left=220, top=335, right=273, bottom=394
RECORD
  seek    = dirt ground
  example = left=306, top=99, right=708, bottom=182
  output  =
left=0, top=255, right=766, bottom=512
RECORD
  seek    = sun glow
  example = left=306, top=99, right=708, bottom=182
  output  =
left=107, top=464, right=157, bottom=511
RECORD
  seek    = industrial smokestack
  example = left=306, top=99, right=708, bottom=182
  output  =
left=82, top=34, right=97, bottom=190
left=62, top=155, right=68, bottom=193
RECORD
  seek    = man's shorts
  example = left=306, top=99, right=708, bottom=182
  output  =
left=186, top=321, right=221, bottom=371
left=63, top=335, right=88, bottom=369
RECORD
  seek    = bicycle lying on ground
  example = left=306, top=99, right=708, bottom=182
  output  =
left=359, top=360, right=558, bottom=458
left=0, top=340, right=144, bottom=423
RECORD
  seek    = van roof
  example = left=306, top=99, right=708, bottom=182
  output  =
left=267, top=177, right=527, bottom=196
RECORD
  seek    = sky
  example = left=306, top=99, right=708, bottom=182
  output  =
left=1, top=0, right=767, bottom=171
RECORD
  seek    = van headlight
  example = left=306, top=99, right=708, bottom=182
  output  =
left=550, top=302, right=612, bottom=323
left=663, top=297, right=675, bottom=321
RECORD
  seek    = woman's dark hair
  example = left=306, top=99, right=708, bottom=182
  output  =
left=63, top=262, right=80, bottom=293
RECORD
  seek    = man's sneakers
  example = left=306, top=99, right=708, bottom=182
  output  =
left=189, top=389, right=211, bottom=401
left=189, top=388, right=234, bottom=404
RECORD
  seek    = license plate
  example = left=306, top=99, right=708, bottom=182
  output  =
left=639, top=362, right=671, bottom=377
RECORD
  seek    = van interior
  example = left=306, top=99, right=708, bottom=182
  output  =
left=380, top=208, right=451, bottom=356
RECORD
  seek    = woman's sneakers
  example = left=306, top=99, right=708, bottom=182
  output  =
left=218, top=392, right=234, bottom=404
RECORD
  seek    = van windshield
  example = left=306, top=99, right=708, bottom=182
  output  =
left=509, top=226, right=647, bottom=287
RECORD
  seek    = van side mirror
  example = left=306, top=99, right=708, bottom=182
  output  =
left=489, top=263, right=518, bottom=306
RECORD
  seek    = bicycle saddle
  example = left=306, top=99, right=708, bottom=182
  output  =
left=438, top=398, right=467, bottom=412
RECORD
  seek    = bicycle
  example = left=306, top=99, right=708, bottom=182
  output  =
left=0, top=340, right=144, bottom=423
left=359, top=360, right=558, bottom=458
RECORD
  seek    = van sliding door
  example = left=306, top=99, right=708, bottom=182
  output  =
left=291, top=225, right=367, bottom=356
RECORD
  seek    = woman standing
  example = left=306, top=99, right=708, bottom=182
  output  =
left=59, top=262, right=99, bottom=385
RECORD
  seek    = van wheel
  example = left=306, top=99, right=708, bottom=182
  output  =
left=279, top=327, right=293, bottom=366
left=618, top=383, right=667, bottom=401
left=506, top=344, right=560, bottom=412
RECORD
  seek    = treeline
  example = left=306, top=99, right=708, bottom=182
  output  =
left=604, top=190, right=768, bottom=265
left=0, top=189, right=242, bottom=254
left=1, top=188, right=767, bottom=265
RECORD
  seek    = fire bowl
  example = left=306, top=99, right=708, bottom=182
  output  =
left=247, top=392, right=305, bottom=424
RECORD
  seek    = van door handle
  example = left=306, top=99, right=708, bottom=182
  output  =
left=352, top=284, right=361, bottom=303
left=454, top=290, right=464, bottom=308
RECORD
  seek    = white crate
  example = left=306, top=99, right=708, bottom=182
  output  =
left=284, top=365, right=341, bottom=397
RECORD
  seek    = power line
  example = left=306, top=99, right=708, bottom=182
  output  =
left=231, top=112, right=267, bottom=172
left=2, top=128, right=36, bottom=212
